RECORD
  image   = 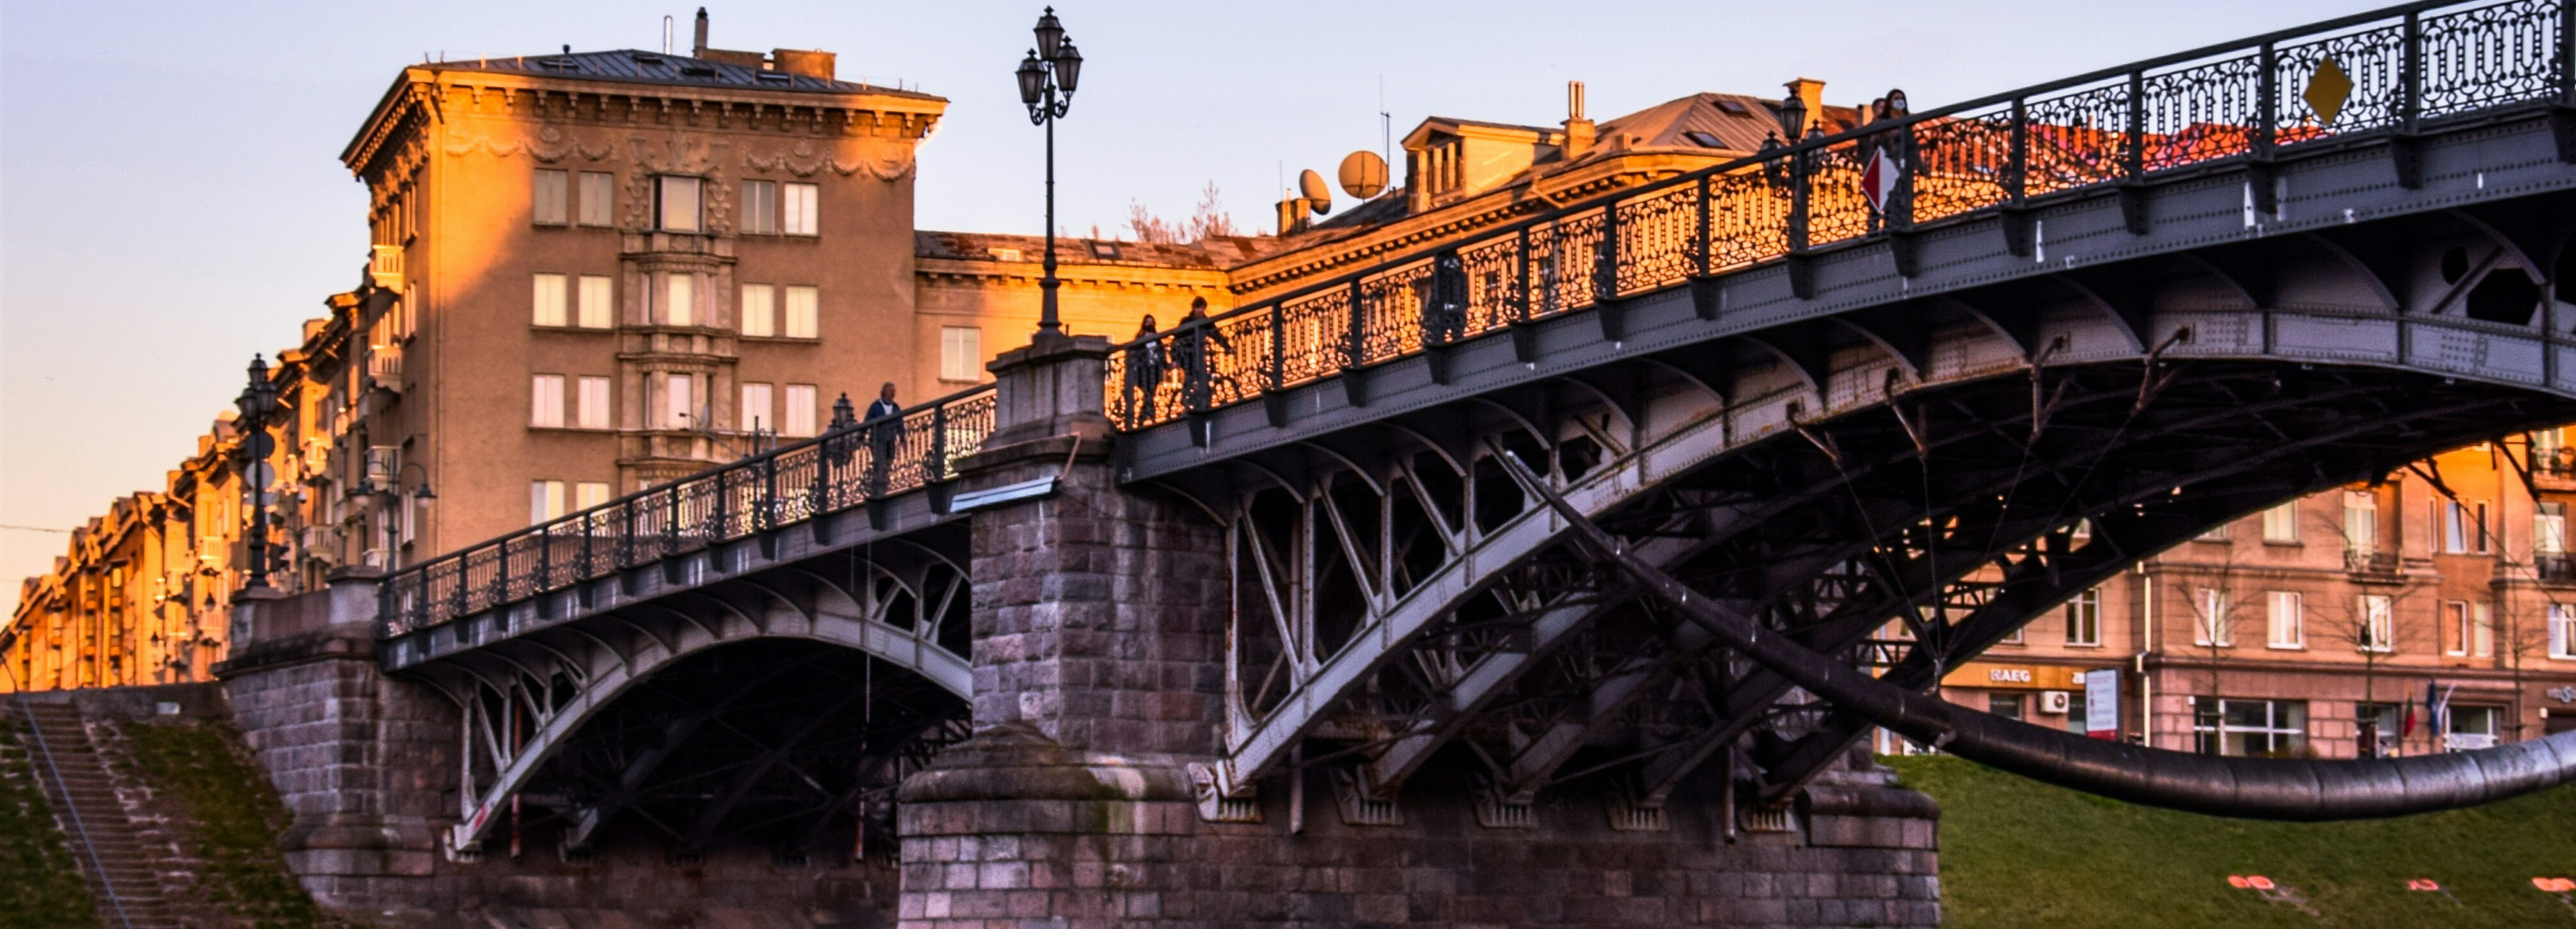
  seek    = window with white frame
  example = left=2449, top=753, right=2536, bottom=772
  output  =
left=2063, top=588, right=2101, bottom=646
left=2266, top=591, right=2303, bottom=649
left=578, top=172, right=615, bottom=226
left=533, top=169, right=570, bottom=225
left=655, top=176, right=703, bottom=232
left=662, top=373, right=694, bottom=430
left=2446, top=705, right=2501, bottom=751
left=2538, top=502, right=2567, bottom=555
left=941, top=326, right=983, bottom=382
left=784, top=182, right=819, bottom=235
left=529, top=479, right=567, bottom=523
left=2344, top=490, right=2378, bottom=554
left=2475, top=502, right=2492, bottom=553
left=2197, top=521, right=2229, bottom=541
left=662, top=274, right=695, bottom=327
left=2262, top=501, right=2298, bottom=543
left=740, top=283, right=776, bottom=337
left=2360, top=593, right=2396, bottom=653
left=2193, top=588, right=2231, bottom=647
left=533, top=274, right=569, bottom=327
left=577, top=275, right=614, bottom=328
left=2551, top=603, right=2576, bottom=659
left=575, top=481, right=611, bottom=512
left=783, top=384, right=817, bottom=437
left=741, top=382, right=774, bottom=434
left=530, top=375, right=565, bottom=428
left=576, top=376, right=611, bottom=429
left=2473, top=602, right=2494, bottom=658
left=783, top=285, right=819, bottom=338
left=2192, top=697, right=2307, bottom=756
left=2444, top=501, right=2470, bottom=553
left=741, top=179, right=778, bottom=235
left=2445, top=601, right=2472, bottom=656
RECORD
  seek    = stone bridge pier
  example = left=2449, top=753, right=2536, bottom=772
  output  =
left=895, top=336, right=1940, bottom=929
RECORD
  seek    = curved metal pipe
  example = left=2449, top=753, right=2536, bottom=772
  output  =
left=1517, top=460, right=2576, bottom=820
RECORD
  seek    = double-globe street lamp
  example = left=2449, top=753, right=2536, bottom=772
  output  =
left=234, top=355, right=282, bottom=591
left=1015, top=8, right=1084, bottom=340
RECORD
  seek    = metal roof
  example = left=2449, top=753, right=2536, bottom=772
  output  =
left=422, top=50, right=942, bottom=101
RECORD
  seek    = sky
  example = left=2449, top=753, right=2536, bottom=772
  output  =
left=0, top=0, right=2376, bottom=612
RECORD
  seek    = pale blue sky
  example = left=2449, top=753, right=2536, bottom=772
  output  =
left=0, top=0, right=2370, bottom=609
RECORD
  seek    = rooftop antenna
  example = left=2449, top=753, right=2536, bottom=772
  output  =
left=1378, top=75, right=1392, bottom=180
left=663, top=15, right=674, bottom=55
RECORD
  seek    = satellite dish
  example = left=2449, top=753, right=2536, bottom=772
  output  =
left=1338, top=150, right=1388, bottom=199
left=1299, top=169, right=1332, bottom=215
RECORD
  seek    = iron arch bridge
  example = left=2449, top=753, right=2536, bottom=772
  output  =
left=377, top=0, right=2576, bottom=852
left=376, top=390, right=991, bottom=854
left=1108, top=0, right=2576, bottom=818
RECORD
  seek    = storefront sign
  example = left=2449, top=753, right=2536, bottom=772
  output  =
left=2548, top=685, right=2576, bottom=704
left=1939, top=662, right=2085, bottom=691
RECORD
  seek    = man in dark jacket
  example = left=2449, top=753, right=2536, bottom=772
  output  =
left=864, top=382, right=900, bottom=495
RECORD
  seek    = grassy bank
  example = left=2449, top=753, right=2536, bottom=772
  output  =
left=0, top=714, right=103, bottom=929
left=1886, top=755, right=2576, bottom=928
left=120, top=720, right=343, bottom=929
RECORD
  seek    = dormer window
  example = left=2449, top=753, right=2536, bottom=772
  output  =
left=1685, top=131, right=1725, bottom=149
left=632, top=53, right=665, bottom=66
left=1088, top=241, right=1121, bottom=260
left=757, top=72, right=792, bottom=84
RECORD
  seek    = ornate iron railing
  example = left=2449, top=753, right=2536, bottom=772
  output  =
left=1104, top=0, right=2575, bottom=430
left=377, top=385, right=996, bottom=637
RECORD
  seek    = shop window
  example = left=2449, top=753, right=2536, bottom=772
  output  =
left=1987, top=694, right=2024, bottom=721
left=2356, top=702, right=2403, bottom=757
left=2445, top=705, right=2501, bottom=751
left=2193, top=698, right=2307, bottom=756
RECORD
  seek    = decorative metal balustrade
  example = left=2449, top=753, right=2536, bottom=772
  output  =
left=378, top=385, right=996, bottom=637
left=1104, top=0, right=2575, bottom=430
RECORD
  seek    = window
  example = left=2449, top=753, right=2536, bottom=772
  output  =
left=2344, top=490, right=2378, bottom=554
left=741, top=180, right=778, bottom=235
left=2063, top=588, right=2101, bottom=647
left=533, top=169, right=569, bottom=225
left=784, top=384, right=817, bottom=437
left=2445, top=601, right=2471, bottom=656
left=940, top=326, right=984, bottom=382
left=2197, top=521, right=2230, bottom=541
left=2537, top=502, right=2566, bottom=555
left=2267, top=591, right=2303, bottom=649
left=2473, top=602, right=2494, bottom=658
left=2192, top=698, right=2307, bottom=756
left=783, top=285, right=819, bottom=338
left=740, top=284, right=776, bottom=337
left=783, top=182, right=819, bottom=235
left=2444, top=502, right=2469, bottom=553
left=2356, top=702, right=2404, bottom=756
left=578, top=172, right=615, bottom=226
left=2360, top=594, right=2395, bottom=653
left=2063, top=691, right=2089, bottom=734
left=530, top=375, right=565, bottom=428
left=2446, top=705, right=2501, bottom=751
left=2551, top=604, right=2576, bottom=659
left=577, top=275, right=614, bottom=328
left=2475, top=502, right=2491, bottom=553
left=2262, top=501, right=2299, bottom=543
left=655, top=176, right=703, bottom=232
left=576, top=376, right=611, bottom=429
left=1987, top=694, right=2024, bottom=721
left=663, top=274, right=695, bottom=327
left=741, top=382, right=774, bottom=434
left=532, top=274, right=569, bottom=326
left=529, top=480, right=567, bottom=523
left=575, top=481, right=611, bottom=511
left=663, top=374, right=694, bottom=430
left=2193, top=588, right=2231, bottom=647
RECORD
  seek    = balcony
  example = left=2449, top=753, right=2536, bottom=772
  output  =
left=370, top=245, right=404, bottom=292
left=2344, top=546, right=2400, bottom=579
left=367, top=343, right=402, bottom=388
left=2536, top=554, right=2575, bottom=584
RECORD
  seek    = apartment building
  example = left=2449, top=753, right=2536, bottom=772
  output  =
left=1927, top=436, right=2576, bottom=758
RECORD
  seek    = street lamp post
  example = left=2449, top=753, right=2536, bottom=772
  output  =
left=234, top=355, right=282, bottom=591
left=1016, top=7, right=1084, bottom=341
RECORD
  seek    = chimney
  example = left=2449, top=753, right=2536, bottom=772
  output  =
left=692, top=8, right=709, bottom=58
left=1562, top=81, right=1596, bottom=157
left=1276, top=196, right=1314, bottom=235
left=1784, top=77, right=1826, bottom=135
left=772, top=48, right=837, bottom=79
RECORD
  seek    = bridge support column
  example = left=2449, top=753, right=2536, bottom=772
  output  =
left=215, top=568, right=452, bottom=915
left=900, top=335, right=1942, bottom=927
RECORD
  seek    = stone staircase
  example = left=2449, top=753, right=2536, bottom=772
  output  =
left=16, top=700, right=176, bottom=929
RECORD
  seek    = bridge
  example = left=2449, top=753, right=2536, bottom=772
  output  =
left=225, top=2, right=2576, bottom=924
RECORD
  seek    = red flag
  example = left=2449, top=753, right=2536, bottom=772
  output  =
left=1861, top=146, right=1900, bottom=213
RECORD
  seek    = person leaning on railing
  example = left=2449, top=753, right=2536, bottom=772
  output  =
left=864, top=382, right=900, bottom=496
left=1423, top=250, right=1468, bottom=346
left=1122, top=315, right=1168, bottom=423
left=1171, top=297, right=1237, bottom=413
